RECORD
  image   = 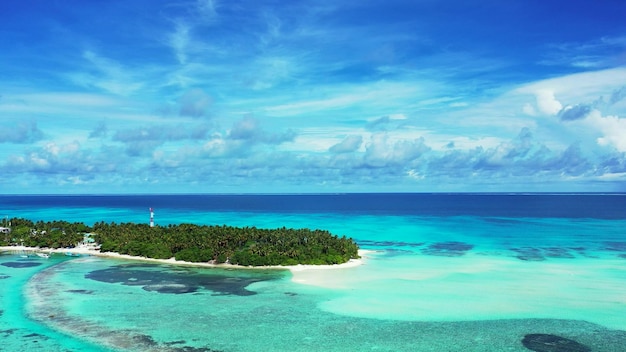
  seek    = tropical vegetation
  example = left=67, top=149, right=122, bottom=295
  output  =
left=1, top=218, right=360, bottom=266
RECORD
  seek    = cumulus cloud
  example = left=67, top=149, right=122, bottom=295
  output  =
left=123, top=141, right=163, bottom=157
left=114, top=124, right=209, bottom=142
left=427, top=148, right=481, bottom=178
left=229, top=116, right=259, bottom=140
left=586, top=111, right=626, bottom=152
left=609, top=86, right=626, bottom=105
left=535, top=89, right=563, bottom=115
left=367, top=116, right=392, bottom=131
left=89, top=121, right=108, bottom=138
left=228, top=116, right=296, bottom=144
left=364, top=134, right=430, bottom=168
left=474, top=128, right=542, bottom=169
left=426, top=127, right=592, bottom=180
left=558, top=104, right=592, bottom=121
left=178, top=89, right=212, bottom=117
left=329, top=135, right=363, bottom=153
left=7, top=141, right=89, bottom=174
left=366, top=114, right=407, bottom=131
left=522, top=103, right=537, bottom=116
left=598, top=151, right=626, bottom=175
left=113, top=123, right=211, bottom=156
left=559, top=143, right=591, bottom=175
left=0, top=120, right=44, bottom=144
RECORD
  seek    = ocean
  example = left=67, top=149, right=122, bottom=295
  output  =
left=1, top=193, right=625, bottom=351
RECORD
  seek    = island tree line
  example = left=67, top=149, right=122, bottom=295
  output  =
left=1, top=218, right=360, bottom=266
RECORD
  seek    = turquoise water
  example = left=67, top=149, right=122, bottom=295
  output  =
left=1, top=195, right=626, bottom=351
left=0, top=254, right=112, bottom=352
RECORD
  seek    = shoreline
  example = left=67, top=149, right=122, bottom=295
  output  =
left=0, top=245, right=370, bottom=272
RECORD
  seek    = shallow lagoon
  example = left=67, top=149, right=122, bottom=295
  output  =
left=1, top=194, right=626, bottom=351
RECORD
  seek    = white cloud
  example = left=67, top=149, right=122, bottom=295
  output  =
left=16, top=93, right=119, bottom=107
left=3, top=2, right=626, bottom=193
left=535, top=89, right=562, bottom=115
left=178, top=89, right=212, bottom=117
left=516, top=67, right=626, bottom=103
left=71, top=51, right=144, bottom=96
left=541, top=35, right=626, bottom=69
left=388, top=113, right=407, bottom=120
left=282, top=127, right=361, bottom=152
left=364, top=133, right=430, bottom=168
left=0, top=120, right=44, bottom=144
left=522, top=103, right=536, bottom=116
left=170, top=23, right=191, bottom=64
left=263, top=82, right=420, bottom=116
left=247, top=56, right=296, bottom=90
left=329, top=135, right=363, bottom=153
left=585, top=111, right=626, bottom=152
left=195, top=0, right=219, bottom=24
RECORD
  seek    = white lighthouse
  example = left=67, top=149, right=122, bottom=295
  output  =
left=149, top=208, right=155, bottom=227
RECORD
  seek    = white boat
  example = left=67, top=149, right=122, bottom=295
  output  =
left=35, top=252, right=50, bottom=259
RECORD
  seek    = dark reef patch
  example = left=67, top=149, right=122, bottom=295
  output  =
left=521, top=333, right=591, bottom=352
left=1, top=261, right=42, bottom=268
left=569, top=247, right=590, bottom=257
left=511, top=247, right=579, bottom=261
left=23, top=332, right=48, bottom=341
left=0, top=274, right=10, bottom=279
left=170, top=347, right=223, bottom=352
left=165, top=340, right=187, bottom=346
left=421, top=241, right=474, bottom=257
left=543, top=247, right=575, bottom=259
left=0, top=329, right=17, bottom=337
left=604, top=241, right=626, bottom=252
left=131, top=334, right=158, bottom=347
left=67, top=289, right=95, bottom=294
left=511, top=248, right=546, bottom=261
left=85, top=263, right=278, bottom=296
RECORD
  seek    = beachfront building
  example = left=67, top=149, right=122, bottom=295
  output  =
left=81, top=233, right=100, bottom=249
left=0, top=227, right=12, bottom=246
left=0, top=227, right=10, bottom=243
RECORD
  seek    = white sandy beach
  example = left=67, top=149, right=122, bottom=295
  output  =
left=0, top=245, right=368, bottom=272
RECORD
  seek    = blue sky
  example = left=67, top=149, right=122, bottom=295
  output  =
left=1, top=0, right=626, bottom=194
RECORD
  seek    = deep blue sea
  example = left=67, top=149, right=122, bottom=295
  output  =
left=3, top=193, right=625, bottom=218
left=1, top=194, right=626, bottom=351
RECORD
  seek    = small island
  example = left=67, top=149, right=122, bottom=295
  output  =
left=0, top=218, right=360, bottom=267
